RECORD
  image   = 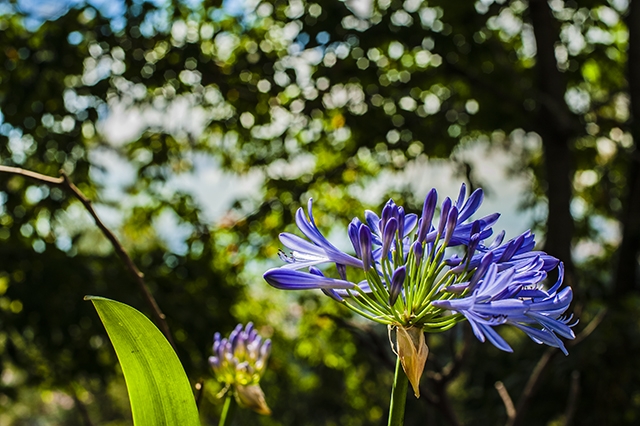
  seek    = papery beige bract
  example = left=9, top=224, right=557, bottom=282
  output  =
left=395, top=326, right=428, bottom=398
left=235, top=384, right=272, bottom=416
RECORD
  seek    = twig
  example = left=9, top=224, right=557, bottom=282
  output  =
left=509, top=309, right=606, bottom=426
left=69, top=387, right=94, bottom=426
left=495, top=381, right=516, bottom=422
left=562, top=371, right=580, bottom=426
left=0, top=165, right=65, bottom=185
left=195, top=379, right=205, bottom=409
left=508, top=348, right=555, bottom=426
left=440, top=327, right=471, bottom=384
left=429, top=378, right=463, bottom=426
left=569, top=309, right=607, bottom=347
left=0, top=165, right=176, bottom=351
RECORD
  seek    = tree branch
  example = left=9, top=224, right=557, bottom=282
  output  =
left=0, top=165, right=177, bottom=352
left=195, top=379, right=205, bottom=409
left=495, top=381, right=516, bottom=422
left=508, top=347, right=555, bottom=426
left=509, top=308, right=605, bottom=426
left=562, top=371, right=580, bottom=426
left=440, top=327, right=472, bottom=384
left=69, top=386, right=94, bottom=426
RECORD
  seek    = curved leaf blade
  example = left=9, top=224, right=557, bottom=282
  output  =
left=86, top=296, right=200, bottom=426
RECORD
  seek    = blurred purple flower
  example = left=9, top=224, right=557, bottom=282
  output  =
left=209, top=322, right=272, bottom=415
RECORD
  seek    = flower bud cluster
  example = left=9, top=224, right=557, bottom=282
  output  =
left=209, top=322, right=271, bottom=387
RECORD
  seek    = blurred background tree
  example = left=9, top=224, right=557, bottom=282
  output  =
left=0, top=0, right=637, bottom=424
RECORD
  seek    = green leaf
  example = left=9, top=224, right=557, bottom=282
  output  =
left=86, top=296, right=200, bottom=426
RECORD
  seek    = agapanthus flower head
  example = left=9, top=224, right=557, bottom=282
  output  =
left=264, top=184, right=576, bottom=397
left=209, top=322, right=272, bottom=415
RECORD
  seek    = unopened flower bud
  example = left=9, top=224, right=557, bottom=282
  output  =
left=389, top=266, right=406, bottom=306
left=359, top=225, right=373, bottom=270
left=437, top=198, right=452, bottom=237
left=381, top=217, right=398, bottom=260
left=417, top=189, right=437, bottom=243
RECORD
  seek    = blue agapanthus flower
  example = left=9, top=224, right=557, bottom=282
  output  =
left=263, top=185, right=575, bottom=396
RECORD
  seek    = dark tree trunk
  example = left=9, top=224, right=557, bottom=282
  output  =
left=529, top=0, right=576, bottom=281
left=614, top=0, right=640, bottom=295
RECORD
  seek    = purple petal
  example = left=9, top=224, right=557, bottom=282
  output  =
left=322, top=288, right=345, bottom=302
left=279, top=233, right=327, bottom=258
left=455, top=183, right=467, bottom=209
left=412, top=241, right=423, bottom=265
left=480, top=322, right=514, bottom=352
left=381, top=217, right=398, bottom=260
left=364, top=210, right=381, bottom=237
left=443, top=206, right=459, bottom=244
left=511, top=323, right=568, bottom=355
left=465, top=311, right=513, bottom=352
left=264, top=268, right=356, bottom=290
left=359, top=225, right=373, bottom=270
left=334, top=280, right=373, bottom=296
left=389, top=266, right=406, bottom=305
left=547, top=262, right=565, bottom=294
left=417, top=189, right=437, bottom=243
left=348, top=218, right=363, bottom=258
left=403, top=214, right=418, bottom=237
left=489, top=230, right=506, bottom=249
left=457, top=188, right=484, bottom=222
left=526, top=311, right=576, bottom=340
left=473, top=299, right=526, bottom=317
left=469, top=252, right=494, bottom=291
left=437, top=197, right=452, bottom=236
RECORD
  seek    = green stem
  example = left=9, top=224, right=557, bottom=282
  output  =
left=388, top=356, right=409, bottom=426
left=219, top=391, right=237, bottom=426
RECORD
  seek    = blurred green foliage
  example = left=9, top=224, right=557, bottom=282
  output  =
left=0, top=0, right=639, bottom=425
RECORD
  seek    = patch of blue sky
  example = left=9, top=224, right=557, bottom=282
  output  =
left=87, top=0, right=126, bottom=18
left=68, top=30, right=84, bottom=45
left=88, top=147, right=137, bottom=200
left=82, top=56, right=112, bottom=86
left=222, top=0, right=247, bottom=17
left=316, top=31, right=330, bottom=45
left=0, top=191, right=7, bottom=215
left=0, top=1, right=12, bottom=16
left=166, top=152, right=263, bottom=223
left=87, top=0, right=127, bottom=31
left=9, top=0, right=153, bottom=32
left=15, top=0, right=82, bottom=31
left=88, top=143, right=263, bottom=254
left=210, top=0, right=261, bottom=26
left=153, top=207, right=193, bottom=255
left=9, top=0, right=262, bottom=34
left=15, top=0, right=83, bottom=21
left=348, top=142, right=537, bottom=245
left=87, top=147, right=195, bottom=255
left=139, top=8, right=171, bottom=37
left=0, top=123, right=11, bottom=137
left=8, top=0, right=123, bottom=31
left=181, top=0, right=204, bottom=11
